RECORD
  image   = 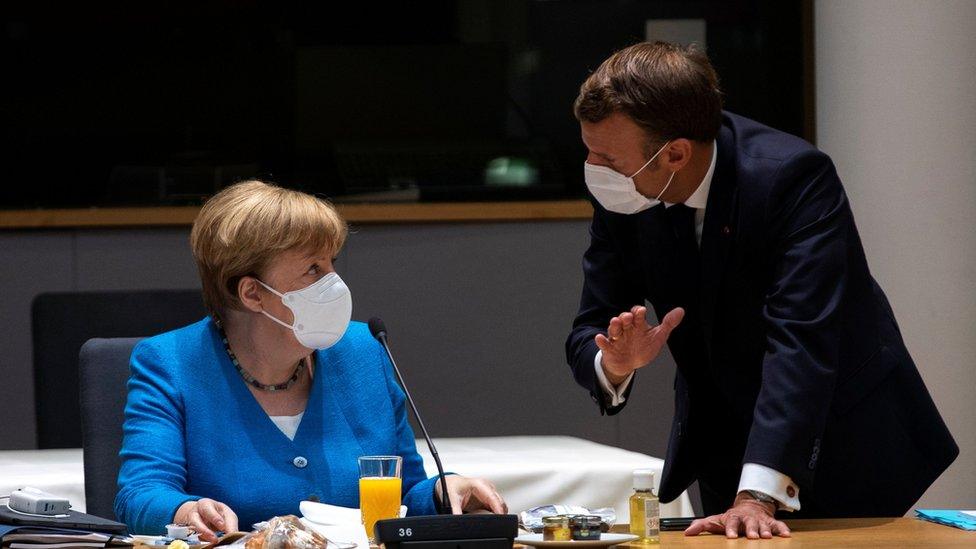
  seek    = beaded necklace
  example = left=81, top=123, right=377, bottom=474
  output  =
left=215, top=319, right=306, bottom=392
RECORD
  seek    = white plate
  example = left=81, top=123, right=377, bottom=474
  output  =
left=514, top=533, right=639, bottom=547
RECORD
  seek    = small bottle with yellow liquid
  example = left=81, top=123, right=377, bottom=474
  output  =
left=629, top=469, right=660, bottom=544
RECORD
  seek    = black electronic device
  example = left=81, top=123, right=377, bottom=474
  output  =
left=367, top=318, right=518, bottom=548
left=0, top=504, right=127, bottom=535
left=374, top=514, right=518, bottom=549
left=660, top=516, right=700, bottom=531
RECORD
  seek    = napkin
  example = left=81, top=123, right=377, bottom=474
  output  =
left=299, top=500, right=408, bottom=548
left=299, top=501, right=363, bottom=526
left=915, top=509, right=976, bottom=531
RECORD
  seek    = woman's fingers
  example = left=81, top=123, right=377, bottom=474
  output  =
left=174, top=499, right=237, bottom=542
left=216, top=502, right=239, bottom=534
left=192, top=498, right=238, bottom=541
left=444, top=477, right=508, bottom=515
left=496, top=493, right=509, bottom=514
left=440, top=478, right=463, bottom=515
left=187, top=508, right=217, bottom=543
left=197, top=499, right=225, bottom=531
left=468, top=480, right=507, bottom=514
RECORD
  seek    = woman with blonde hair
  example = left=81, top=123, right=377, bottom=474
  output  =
left=115, top=180, right=506, bottom=539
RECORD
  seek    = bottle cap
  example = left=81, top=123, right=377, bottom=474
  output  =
left=633, top=468, right=655, bottom=491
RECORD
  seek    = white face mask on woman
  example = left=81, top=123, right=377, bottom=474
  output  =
left=584, top=140, right=674, bottom=214
left=257, top=272, right=352, bottom=350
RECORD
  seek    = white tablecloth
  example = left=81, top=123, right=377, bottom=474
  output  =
left=0, top=437, right=694, bottom=522
left=415, top=436, right=694, bottom=521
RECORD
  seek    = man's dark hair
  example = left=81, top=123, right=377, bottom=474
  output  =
left=574, top=41, right=723, bottom=143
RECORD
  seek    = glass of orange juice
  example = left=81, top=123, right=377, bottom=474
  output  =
left=358, top=455, right=402, bottom=542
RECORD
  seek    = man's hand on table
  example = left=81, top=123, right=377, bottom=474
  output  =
left=685, top=491, right=791, bottom=539
left=595, top=306, right=684, bottom=385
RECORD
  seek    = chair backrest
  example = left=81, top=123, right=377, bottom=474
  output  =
left=79, top=337, right=144, bottom=521
left=32, top=289, right=206, bottom=448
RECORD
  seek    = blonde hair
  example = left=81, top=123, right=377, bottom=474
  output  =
left=190, top=180, right=348, bottom=317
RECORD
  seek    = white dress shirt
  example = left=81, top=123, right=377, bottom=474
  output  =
left=592, top=141, right=801, bottom=511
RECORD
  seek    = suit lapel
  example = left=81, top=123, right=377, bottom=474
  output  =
left=699, top=125, right=739, bottom=342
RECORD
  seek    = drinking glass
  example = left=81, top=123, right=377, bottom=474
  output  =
left=358, top=455, right=402, bottom=543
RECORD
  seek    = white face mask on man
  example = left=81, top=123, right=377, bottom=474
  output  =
left=584, top=140, right=675, bottom=214
left=257, top=272, right=352, bottom=350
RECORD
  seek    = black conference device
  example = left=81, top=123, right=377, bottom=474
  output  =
left=373, top=514, right=517, bottom=549
left=661, top=516, right=700, bottom=531
left=368, top=317, right=518, bottom=548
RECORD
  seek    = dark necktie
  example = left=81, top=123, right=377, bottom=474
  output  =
left=664, top=203, right=701, bottom=305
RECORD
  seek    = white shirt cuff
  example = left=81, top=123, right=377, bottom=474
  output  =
left=593, top=350, right=634, bottom=407
left=738, top=463, right=801, bottom=512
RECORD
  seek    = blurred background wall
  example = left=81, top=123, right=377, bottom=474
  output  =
left=815, top=0, right=976, bottom=509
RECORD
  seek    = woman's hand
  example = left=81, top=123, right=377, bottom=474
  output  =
left=174, top=498, right=239, bottom=542
left=435, top=476, right=508, bottom=515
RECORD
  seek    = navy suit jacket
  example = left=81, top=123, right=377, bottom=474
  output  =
left=566, top=112, right=957, bottom=516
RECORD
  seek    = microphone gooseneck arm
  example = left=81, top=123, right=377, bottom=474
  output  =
left=373, top=330, right=452, bottom=515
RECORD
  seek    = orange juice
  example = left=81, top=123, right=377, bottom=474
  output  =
left=360, top=476, right=402, bottom=538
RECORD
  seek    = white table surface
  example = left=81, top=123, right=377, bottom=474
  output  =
left=415, top=436, right=694, bottom=521
left=0, top=448, right=88, bottom=513
left=0, top=437, right=694, bottom=522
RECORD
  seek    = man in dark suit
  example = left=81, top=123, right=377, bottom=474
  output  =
left=566, top=42, right=958, bottom=540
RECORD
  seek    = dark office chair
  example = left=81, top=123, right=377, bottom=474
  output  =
left=79, top=337, right=143, bottom=521
left=31, top=289, right=206, bottom=448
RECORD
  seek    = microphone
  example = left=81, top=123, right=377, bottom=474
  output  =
left=368, top=317, right=450, bottom=515
left=367, top=317, right=517, bottom=548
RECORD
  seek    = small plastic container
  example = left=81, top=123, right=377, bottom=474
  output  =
left=570, top=515, right=603, bottom=541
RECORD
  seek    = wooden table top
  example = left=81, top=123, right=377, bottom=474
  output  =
left=517, top=518, right=973, bottom=548
left=0, top=200, right=593, bottom=229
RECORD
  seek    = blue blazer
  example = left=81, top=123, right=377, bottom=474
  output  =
left=566, top=112, right=957, bottom=517
left=115, top=318, right=440, bottom=534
